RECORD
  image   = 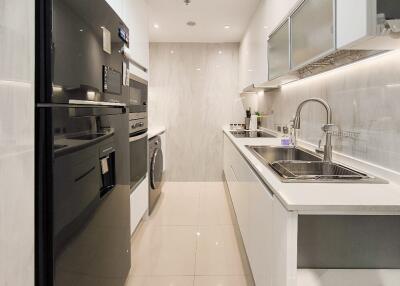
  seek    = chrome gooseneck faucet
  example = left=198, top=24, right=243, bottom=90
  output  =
left=293, top=98, right=335, bottom=162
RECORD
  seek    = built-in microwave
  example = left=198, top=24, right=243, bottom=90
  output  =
left=128, top=74, right=148, bottom=113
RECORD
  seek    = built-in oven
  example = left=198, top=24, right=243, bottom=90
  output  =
left=128, top=74, right=148, bottom=192
left=129, top=131, right=147, bottom=191
left=129, top=113, right=148, bottom=192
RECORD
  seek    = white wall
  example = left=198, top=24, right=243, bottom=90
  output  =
left=149, top=43, right=243, bottom=181
left=239, top=0, right=299, bottom=91
left=0, top=0, right=35, bottom=285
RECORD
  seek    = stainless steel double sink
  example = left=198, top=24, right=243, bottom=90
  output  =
left=247, top=145, right=386, bottom=184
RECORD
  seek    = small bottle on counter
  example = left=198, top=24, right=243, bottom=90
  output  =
left=281, top=125, right=291, bottom=146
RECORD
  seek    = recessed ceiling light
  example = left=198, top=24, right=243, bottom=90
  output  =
left=153, top=23, right=160, bottom=29
left=248, top=69, right=253, bottom=72
left=187, top=21, right=196, bottom=27
left=79, top=28, right=84, bottom=32
left=196, top=67, right=201, bottom=71
left=170, top=50, right=175, bottom=54
left=218, top=50, right=223, bottom=54
left=224, top=25, right=231, bottom=29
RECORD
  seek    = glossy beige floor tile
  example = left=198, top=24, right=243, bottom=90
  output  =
left=149, top=183, right=200, bottom=226
left=127, top=182, right=248, bottom=286
left=131, top=225, right=197, bottom=276
left=125, top=275, right=194, bottom=286
left=198, top=183, right=232, bottom=226
left=194, top=276, right=248, bottom=286
left=195, top=225, right=245, bottom=275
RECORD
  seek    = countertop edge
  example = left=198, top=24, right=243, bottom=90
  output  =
left=148, top=126, right=166, bottom=140
left=222, top=127, right=400, bottom=213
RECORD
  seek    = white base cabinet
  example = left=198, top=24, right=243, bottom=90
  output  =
left=272, top=198, right=298, bottom=286
left=224, top=134, right=400, bottom=286
left=224, top=135, right=297, bottom=286
left=130, top=176, right=149, bottom=235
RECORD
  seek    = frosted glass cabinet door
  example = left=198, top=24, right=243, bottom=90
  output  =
left=291, top=0, right=335, bottom=68
left=268, top=20, right=290, bottom=80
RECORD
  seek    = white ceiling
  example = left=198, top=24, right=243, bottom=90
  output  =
left=147, top=0, right=260, bottom=43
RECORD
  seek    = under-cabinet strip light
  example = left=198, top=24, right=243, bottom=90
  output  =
left=281, top=49, right=400, bottom=89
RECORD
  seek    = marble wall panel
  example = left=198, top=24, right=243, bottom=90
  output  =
left=0, top=0, right=35, bottom=285
left=148, top=43, right=242, bottom=181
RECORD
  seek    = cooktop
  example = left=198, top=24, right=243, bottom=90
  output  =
left=230, top=130, right=277, bottom=138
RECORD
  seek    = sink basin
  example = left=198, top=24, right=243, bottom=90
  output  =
left=247, top=145, right=386, bottom=184
left=271, top=161, right=368, bottom=180
left=247, top=146, right=322, bottom=163
left=230, top=130, right=276, bottom=138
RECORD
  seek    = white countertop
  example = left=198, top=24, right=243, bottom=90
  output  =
left=148, top=126, right=166, bottom=140
left=297, top=269, right=400, bottom=286
left=223, top=127, right=400, bottom=213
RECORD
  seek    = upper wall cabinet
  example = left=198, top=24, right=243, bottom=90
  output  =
left=105, top=0, right=123, bottom=18
left=122, top=0, right=150, bottom=71
left=337, top=0, right=400, bottom=50
left=268, top=20, right=290, bottom=80
left=290, top=0, right=335, bottom=69
left=239, top=0, right=299, bottom=90
left=264, top=0, right=400, bottom=85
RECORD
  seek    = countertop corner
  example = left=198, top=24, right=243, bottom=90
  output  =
left=148, top=126, right=166, bottom=140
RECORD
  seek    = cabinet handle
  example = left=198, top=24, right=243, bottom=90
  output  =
left=102, top=147, right=114, bottom=154
left=75, top=166, right=95, bottom=182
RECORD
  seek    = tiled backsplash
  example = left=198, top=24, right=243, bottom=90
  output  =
left=259, top=50, right=400, bottom=173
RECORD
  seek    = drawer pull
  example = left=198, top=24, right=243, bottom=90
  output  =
left=74, top=166, right=95, bottom=182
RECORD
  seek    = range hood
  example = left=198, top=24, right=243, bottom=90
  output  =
left=241, top=83, right=279, bottom=95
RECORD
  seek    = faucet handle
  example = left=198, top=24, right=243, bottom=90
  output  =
left=322, top=123, right=336, bottom=133
left=315, top=139, right=325, bottom=154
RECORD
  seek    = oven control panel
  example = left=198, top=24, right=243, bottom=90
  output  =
left=129, top=112, right=147, bottom=136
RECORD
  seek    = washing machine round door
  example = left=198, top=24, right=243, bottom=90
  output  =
left=150, top=147, right=163, bottom=189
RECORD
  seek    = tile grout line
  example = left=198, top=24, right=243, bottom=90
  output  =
left=192, top=186, right=202, bottom=286
left=130, top=183, right=244, bottom=285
